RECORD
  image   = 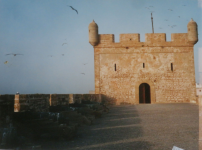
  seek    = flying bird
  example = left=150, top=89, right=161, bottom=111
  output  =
left=4, top=61, right=8, bottom=64
left=62, top=54, right=64, bottom=56
left=182, top=5, right=186, bottom=6
left=168, top=9, right=173, bottom=11
left=62, top=43, right=67, bottom=46
left=67, top=5, right=78, bottom=14
left=81, top=73, right=85, bottom=75
left=165, top=19, right=168, bottom=21
left=6, top=53, right=23, bottom=56
left=83, top=63, right=87, bottom=65
left=178, top=16, right=180, bottom=18
left=159, top=27, right=162, bottom=29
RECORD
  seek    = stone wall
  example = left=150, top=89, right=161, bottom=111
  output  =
left=12, top=94, right=108, bottom=112
left=94, top=33, right=196, bottom=105
left=0, top=95, right=14, bottom=127
left=73, top=94, right=101, bottom=104
left=50, top=94, right=69, bottom=106
left=15, top=94, right=50, bottom=112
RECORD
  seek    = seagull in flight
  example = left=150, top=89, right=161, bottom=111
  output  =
left=62, top=54, right=64, bottom=56
left=81, top=73, right=85, bottom=75
left=62, top=43, right=67, bottom=46
left=168, top=9, right=173, bottom=11
left=83, top=63, right=87, bottom=65
left=6, top=53, right=23, bottom=56
left=67, top=5, right=78, bottom=14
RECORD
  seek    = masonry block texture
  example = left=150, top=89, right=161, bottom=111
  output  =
left=17, top=94, right=50, bottom=112
left=73, top=94, right=101, bottom=103
left=50, top=94, right=69, bottom=106
left=89, top=19, right=198, bottom=105
left=12, top=94, right=104, bottom=113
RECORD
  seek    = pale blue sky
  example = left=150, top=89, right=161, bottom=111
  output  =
left=0, top=0, right=201, bottom=94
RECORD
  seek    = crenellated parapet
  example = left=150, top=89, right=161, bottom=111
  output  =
left=94, top=33, right=193, bottom=47
left=89, top=19, right=198, bottom=47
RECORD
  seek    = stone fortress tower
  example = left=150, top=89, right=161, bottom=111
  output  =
left=89, top=19, right=198, bottom=105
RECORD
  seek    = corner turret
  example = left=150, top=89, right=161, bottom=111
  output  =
left=88, top=20, right=99, bottom=46
left=187, top=18, right=198, bottom=44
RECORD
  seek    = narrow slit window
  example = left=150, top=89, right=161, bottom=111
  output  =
left=171, top=63, right=173, bottom=71
left=143, top=63, right=145, bottom=68
left=114, top=64, right=116, bottom=71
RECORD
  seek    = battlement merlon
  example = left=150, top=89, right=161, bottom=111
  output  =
left=94, top=33, right=196, bottom=47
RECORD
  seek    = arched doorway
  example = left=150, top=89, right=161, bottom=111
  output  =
left=139, top=83, right=151, bottom=104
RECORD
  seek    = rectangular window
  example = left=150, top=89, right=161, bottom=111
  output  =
left=114, top=64, right=116, bottom=71
left=143, top=63, right=145, bottom=68
left=171, top=63, right=173, bottom=71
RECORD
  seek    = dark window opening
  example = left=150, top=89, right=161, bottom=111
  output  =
left=143, top=63, right=145, bottom=68
left=139, top=83, right=151, bottom=104
left=114, top=64, right=116, bottom=71
left=130, top=38, right=131, bottom=40
left=126, top=47, right=128, bottom=49
left=171, top=63, right=173, bottom=71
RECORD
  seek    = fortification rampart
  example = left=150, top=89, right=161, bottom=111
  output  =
left=90, top=19, right=198, bottom=105
left=11, top=94, right=115, bottom=112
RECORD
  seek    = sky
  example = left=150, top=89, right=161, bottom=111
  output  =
left=0, top=0, right=201, bottom=94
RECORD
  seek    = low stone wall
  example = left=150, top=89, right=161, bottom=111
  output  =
left=101, top=94, right=117, bottom=105
left=15, top=94, right=50, bottom=112
left=73, top=94, right=101, bottom=104
left=0, top=93, right=116, bottom=121
left=0, top=95, right=14, bottom=127
left=50, top=94, right=69, bottom=106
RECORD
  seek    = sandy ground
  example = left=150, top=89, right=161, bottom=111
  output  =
left=39, top=103, right=198, bottom=150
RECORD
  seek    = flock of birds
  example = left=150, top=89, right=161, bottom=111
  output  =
left=3, top=4, right=192, bottom=77
left=3, top=5, right=87, bottom=75
left=145, top=5, right=188, bottom=30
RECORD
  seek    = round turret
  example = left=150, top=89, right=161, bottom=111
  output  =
left=187, top=18, right=198, bottom=44
left=88, top=20, right=99, bottom=46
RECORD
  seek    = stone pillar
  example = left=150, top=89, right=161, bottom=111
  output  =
left=69, top=94, right=74, bottom=104
left=49, top=94, right=52, bottom=106
left=14, top=95, right=20, bottom=112
left=99, top=94, right=102, bottom=103
left=199, top=95, right=202, bottom=149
